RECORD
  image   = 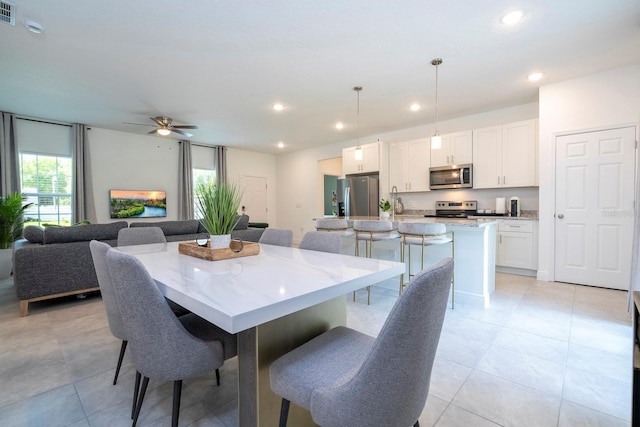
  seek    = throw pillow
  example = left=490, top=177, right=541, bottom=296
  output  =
left=22, top=226, right=45, bottom=244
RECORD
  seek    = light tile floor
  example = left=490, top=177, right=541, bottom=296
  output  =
left=0, top=272, right=632, bottom=426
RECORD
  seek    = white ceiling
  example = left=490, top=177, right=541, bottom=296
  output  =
left=1, top=0, right=639, bottom=153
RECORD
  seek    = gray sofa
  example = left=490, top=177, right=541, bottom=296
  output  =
left=13, top=216, right=265, bottom=316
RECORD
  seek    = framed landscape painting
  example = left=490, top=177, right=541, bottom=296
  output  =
left=109, top=189, right=167, bottom=219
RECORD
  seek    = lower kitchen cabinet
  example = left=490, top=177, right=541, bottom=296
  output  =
left=497, top=219, right=538, bottom=271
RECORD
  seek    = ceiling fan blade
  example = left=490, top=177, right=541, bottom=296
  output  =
left=172, top=125, right=199, bottom=129
left=171, top=128, right=193, bottom=137
left=150, top=116, right=167, bottom=126
left=148, top=129, right=159, bottom=135
left=123, top=121, right=155, bottom=127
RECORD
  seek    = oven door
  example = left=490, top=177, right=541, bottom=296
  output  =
left=429, top=164, right=473, bottom=189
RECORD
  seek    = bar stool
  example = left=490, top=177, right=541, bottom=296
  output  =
left=352, top=220, right=400, bottom=304
left=398, top=222, right=455, bottom=309
left=315, top=218, right=354, bottom=236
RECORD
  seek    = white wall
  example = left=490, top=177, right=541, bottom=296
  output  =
left=276, top=103, right=539, bottom=243
left=537, top=64, right=640, bottom=281
left=226, top=147, right=278, bottom=227
left=89, top=128, right=277, bottom=224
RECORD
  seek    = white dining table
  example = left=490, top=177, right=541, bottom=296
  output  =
left=115, top=241, right=404, bottom=427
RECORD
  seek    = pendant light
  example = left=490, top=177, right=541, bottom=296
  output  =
left=353, top=86, right=363, bottom=161
left=431, top=58, right=443, bottom=149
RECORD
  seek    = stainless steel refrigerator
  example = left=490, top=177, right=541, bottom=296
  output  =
left=337, top=175, right=379, bottom=217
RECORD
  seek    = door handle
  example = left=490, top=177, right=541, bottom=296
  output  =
left=557, top=214, right=564, bottom=219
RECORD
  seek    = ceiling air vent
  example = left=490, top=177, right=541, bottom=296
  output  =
left=0, top=1, right=15, bottom=25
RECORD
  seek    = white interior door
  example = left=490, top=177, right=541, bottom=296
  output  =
left=240, top=176, right=268, bottom=223
left=555, top=127, right=636, bottom=290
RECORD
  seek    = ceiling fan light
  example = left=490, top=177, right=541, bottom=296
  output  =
left=157, top=128, right=171, bottom=136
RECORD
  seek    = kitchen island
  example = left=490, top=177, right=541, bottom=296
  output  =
left=337, top=215, right=500, bottom=308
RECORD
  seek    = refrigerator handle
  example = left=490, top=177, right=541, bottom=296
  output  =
left=344, top=186, right=350, bottom=218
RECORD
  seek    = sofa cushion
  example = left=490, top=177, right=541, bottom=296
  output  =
left=234, top=214, right=250, bottom=230
left=130, top=220, right=200, bottom=236
left=44, top=221, right=128, bottom=244
left=23, top=226, right=45, bottom=244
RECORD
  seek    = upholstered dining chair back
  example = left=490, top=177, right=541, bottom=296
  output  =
left=105, top=249, right=224, bottom=381
left=310, top=258, right=453, bottom=426
left=90, top=240, right=125, bottom=341
left=117, top=226, right=167, bottom=246
left=259, top=228, right=293, bottom=247
left=299, top=231, right=341, bottom=254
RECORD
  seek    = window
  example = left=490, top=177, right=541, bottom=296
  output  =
left=193, top=168, right=216, bottom=219
left=20, top=152, right=73, bottom=226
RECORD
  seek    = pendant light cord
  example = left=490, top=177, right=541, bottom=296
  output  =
left=354, top=86, right=362, bottom=146
left=431, top=58, right=442, bottom=135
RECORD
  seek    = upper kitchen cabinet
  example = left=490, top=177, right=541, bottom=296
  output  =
left=343, top=142, right=380, bottom=175
left=473, top=119, right=538, bottom=189
left=430, top=130, right=473, bottom=167
left=389, top=138, right=430, bottom=192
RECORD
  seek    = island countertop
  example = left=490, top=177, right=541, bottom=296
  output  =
left=337, top=215, right=501, bottom=228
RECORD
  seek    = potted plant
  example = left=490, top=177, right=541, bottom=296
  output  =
left=195, top=179, right=243, bottom=249
left=379, top=198, right=391, bottom=218
left=0, top=192, right=34, bottom=278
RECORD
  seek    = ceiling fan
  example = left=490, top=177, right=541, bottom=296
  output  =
left=123, top=116, right=198, bottom=138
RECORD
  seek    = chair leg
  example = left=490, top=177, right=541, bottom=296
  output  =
left=113, top=340, right=128, bottom=385
left=279, top=398, right=290, bottom=427
left=132, top=376, right=149, bottom=427
left=132, top=370, right=141, bottom=420
left=215, top=368, right=220, bottom=386
left=172, top=380, right=182, bottom=427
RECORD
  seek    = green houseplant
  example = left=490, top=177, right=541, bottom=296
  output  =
left=0, top=192, right=34, bottom=278
left=379, top=198, right=391, bottom=218
left=195, top=179, right=243, bottom=249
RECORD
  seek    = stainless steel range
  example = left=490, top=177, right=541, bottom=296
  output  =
left=426, top=200, right=477, bottom=218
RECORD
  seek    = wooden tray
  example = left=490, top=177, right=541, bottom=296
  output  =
left=178, top=240, right=260, bottom=261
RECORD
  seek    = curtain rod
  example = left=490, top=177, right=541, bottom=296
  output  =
left=16, top=116, right=72, bottom=128
left=180, top=141, right=226, bottom=150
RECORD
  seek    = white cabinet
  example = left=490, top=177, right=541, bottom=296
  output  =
left=497, top=220, right=538, bottom=270
left=473, top=119, right=537, bottom=189
left=343, top=142, right=380, bottom=175
left=389, top=139, right=430, bottom=192
left=430, top=131, right=473, bottom=167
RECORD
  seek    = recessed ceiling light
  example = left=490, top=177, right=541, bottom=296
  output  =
left=277, top=141, right=285, bottom=148
left=273, top=103, right=284, bottom=111
left=23, top=20, right=44, bottom=34
left=410, top=103, right=421, bottom=112
left=528, top=72, right=544, bottom=81
left=501, top=10, right=524, bottom=25
left=335, top=122, right=344, bottom=130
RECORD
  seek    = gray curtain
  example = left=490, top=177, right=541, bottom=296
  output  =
left=214, top=145, right=227, bottom=183
left=178, top=140, right=194, bottom=220
left=0, top=112, right=19, bottom=198
left=72, top=124, right=97, bottom=223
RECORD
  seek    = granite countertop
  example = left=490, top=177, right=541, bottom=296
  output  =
left=342, top=215, right=500, bottom=228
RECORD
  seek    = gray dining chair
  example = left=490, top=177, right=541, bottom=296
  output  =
left=298, top=231, right=341, bottom=254
left=270, top=258, right=453, bottom=427
left=117, top=226, right=167, bottom=246
left=259, top=228, right=294, bottom=247
left=89, top=240, right=128, bottom=387
left=105, top=248, right=237, bottom=427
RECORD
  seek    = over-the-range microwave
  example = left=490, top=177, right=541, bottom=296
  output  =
left=429, top=164, right=473, bottom=190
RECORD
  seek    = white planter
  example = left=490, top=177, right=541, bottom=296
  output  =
left=0, top=248, right=13, bottom=279
left=209, top=234, right=231, bottom=249
left=380, top=211, right=390, bottom=219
